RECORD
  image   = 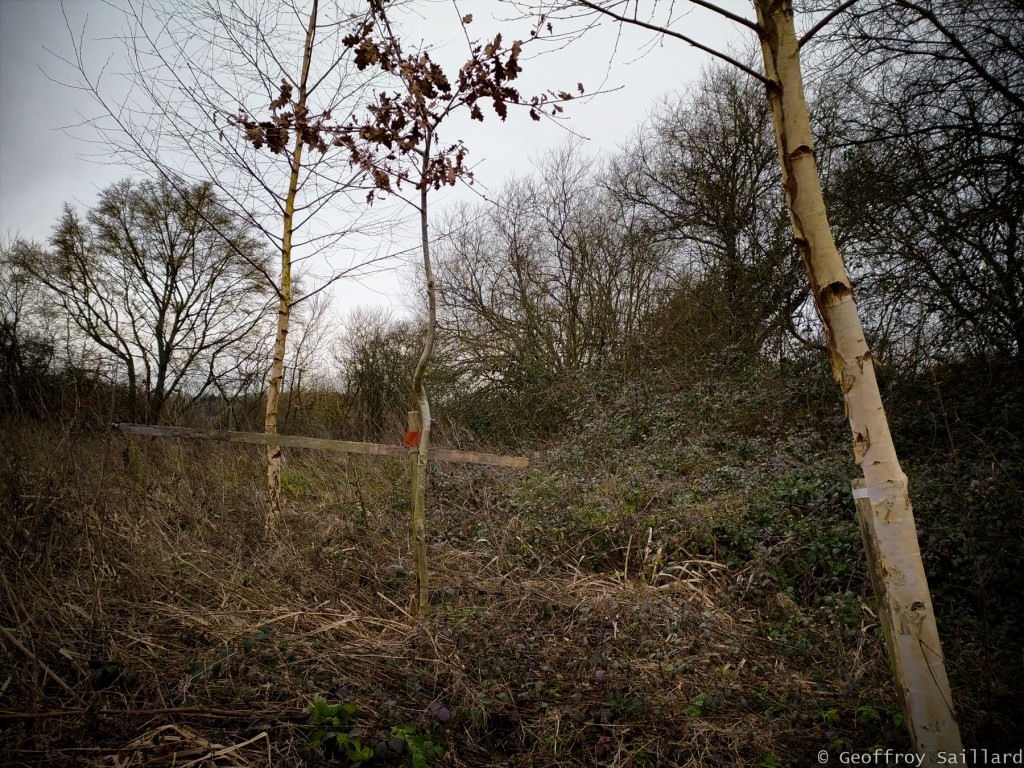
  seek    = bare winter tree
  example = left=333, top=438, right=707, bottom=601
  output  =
left=60, top=0, right=391, bottom=531
left=507, top=0, right=963, bottom=758
left=818, top=0, right=1024, bottom=363
left=0, top=236, right=57, bottom=413
left=335, top=307, right=419, bottom=442
left=279, top=290, right=333, bottom=432
left=334, top=3, right=581, bottom=616
left=17, top=177, right=268, bottom=424
left=435, top=142, right=671, bottom=432
left=608, top=64, right=805, bottom=359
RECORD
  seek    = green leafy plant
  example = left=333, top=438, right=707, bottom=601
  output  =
left=752, top=686, right=787, bottom=714
left=89, top=661, right=138, bottom=691
left=605, top=693, right=645, bottom=717
left=391, top=725, right=446, bottom=768
left=243, top=628, right=275, bottom=652
left=187, top=660, right=221, bottom=684
left=684, top=694, right=706, bottom=718
left=309, top=695, right=373, bottom=764
left=856, top=705, right=882, bottom=731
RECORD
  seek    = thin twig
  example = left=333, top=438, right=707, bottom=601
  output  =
left=179, top=730, right=270, bottom=768
left=0, top=626, right=85, bottom=704
left=572, top=0, right=769, bottom=85
left=798, top=0, right=864, bottom=48
left=0, top=706, right=307, bottom=720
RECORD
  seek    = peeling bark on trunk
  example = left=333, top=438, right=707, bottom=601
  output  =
left=265, top=0, right=318, bottom=536
left=410, top=135, right=437, bottom=619
left=264, top=278, right=291, bottom=534
left=754, top=1, right=962, bottom=761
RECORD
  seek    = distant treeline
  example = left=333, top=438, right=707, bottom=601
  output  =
left=3, top=0, right=1022, bottom=441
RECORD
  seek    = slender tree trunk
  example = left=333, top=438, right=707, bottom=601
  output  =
left=754, top=1, right=962, bottom=761
left=147, top=389, right=166, bottom=425
left=265, top=0, right=318, bottom=535
left=125, top=363, right=141, bottom=423
left=149, top=355, right=169, bottom=424
left=410, top=135, right=436, bottom=618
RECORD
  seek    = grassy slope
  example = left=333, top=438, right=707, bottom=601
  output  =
left=0, top=361, right=1019, bottom=766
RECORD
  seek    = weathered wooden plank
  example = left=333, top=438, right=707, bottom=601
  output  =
left=115, top=423, right=528, bottom=468
left=429, top=445, right=527, bottom=468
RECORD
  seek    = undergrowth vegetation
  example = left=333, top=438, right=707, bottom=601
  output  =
left=3, top=0, right=1023, bottom=762
left=2, top=358, right=1019, bottom=766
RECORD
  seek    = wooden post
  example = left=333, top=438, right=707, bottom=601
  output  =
left=406, top=411, right=421, bottom=479
left=407, top=410, right=428, bottom=617
left=852, top=479, right=960, bottom=764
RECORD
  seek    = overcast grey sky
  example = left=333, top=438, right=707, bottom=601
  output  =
left=0, top=0, right=752, bottom=312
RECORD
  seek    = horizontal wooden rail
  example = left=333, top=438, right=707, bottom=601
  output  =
left=115, top=423, right=529, bottom=469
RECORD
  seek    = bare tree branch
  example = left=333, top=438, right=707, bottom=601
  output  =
left=798, top=0, right=864, bottom=48
left=569, top=0, right=770, bottom=85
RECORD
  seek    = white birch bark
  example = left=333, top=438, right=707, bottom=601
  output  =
left=754, top=1, right=962, bottom=760
left=265, top=0, right=319, bottom=535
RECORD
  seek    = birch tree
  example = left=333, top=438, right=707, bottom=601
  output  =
left=257, top=0, right=318, bottom=532
left=62, top=0, right=387, bottom=532
left=241, top=1, right=573, bottom=614
left=512, top=0, right=963, bottom=759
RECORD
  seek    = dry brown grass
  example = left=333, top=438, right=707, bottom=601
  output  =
left=0, top=418, right=901, bottom=767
